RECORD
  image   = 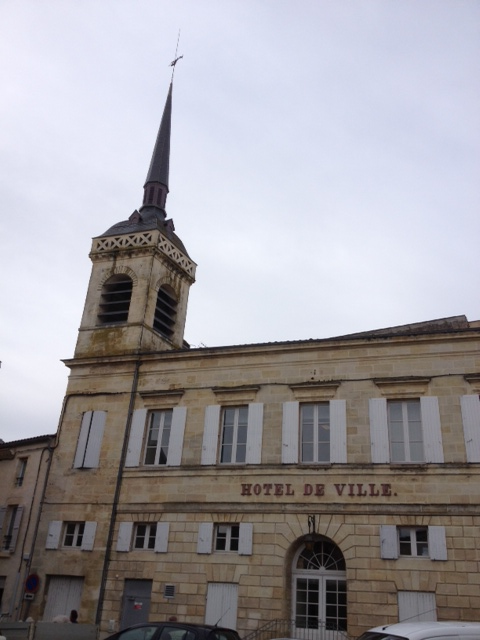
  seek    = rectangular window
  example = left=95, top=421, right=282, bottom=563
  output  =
left=144, top=410, right=173, bottom=465
left=214, top=524, right=240, bottom=552
left=16, top=458, right=28, bottom=487
left=63, top=522, right=85, bottom=548
left=220, top=406, right=248, bottom=464
left=134, top=523, right=157, bottom=550
left=399, top=527, right=429, bottom=557
left=388, top=400, right=424, bottom=462
left=300, top=403, right=330, bottom=463
left=2, top=506, right=20, bottom=551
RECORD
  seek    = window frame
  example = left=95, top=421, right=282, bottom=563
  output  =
left=398, top=526, right=429, bottom=558
left=144, top=409, right=173, bottom=466
left=63, top=522, right=85, bottom=548
left=300, top=402, right=331, bottom=463
left=15, top=458, right=28, bottom=487
left=2, top=505, right=23, bottom=552
left=219, top=406, right=249, bottom=464
left=387, top=399, right=424, bottom=463
left=133, top=523, right=158, bottom=550
left=214, top=524, right=240, bottom=552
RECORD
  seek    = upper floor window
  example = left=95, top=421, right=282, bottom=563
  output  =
left=15, top=458, right=28, bottom=486
left=97, top=274, right=133, bottom=325
left=201, top=403, right=264, bottom=466
left=282, top=400, right=346, bottom=465
left=144, top=410, right=173, bottom=465
left=300, top=403, right=330, bottom=463
left=125, top=407, right=187, bottom=468
left=220, top=406, right=248, bottom=464
left=388, top=400, right=423, bottom=462
left=370, top=396, right=443, bottom=464
left=64, top=522, right=85, bottom=548
left=154, top=285, right=177, bottom=338
left=45, top=520, right=97, bottom=551
left=0, top=505, right=23, bottom=552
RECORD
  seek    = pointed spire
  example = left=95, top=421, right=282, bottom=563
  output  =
left=141, top=82, right=173, bottom=214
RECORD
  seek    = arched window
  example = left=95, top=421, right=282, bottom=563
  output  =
left=154, top=285, right=177, bottom=338
left=97, top=274, right=133, bottom=324
left=292, top=539, right=347, bottom=636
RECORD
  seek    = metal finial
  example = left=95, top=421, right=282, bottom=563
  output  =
left=170, top=30, right=183, bottom=80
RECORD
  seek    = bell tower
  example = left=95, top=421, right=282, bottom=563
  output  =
left=75, top=82, right=196, bottom=358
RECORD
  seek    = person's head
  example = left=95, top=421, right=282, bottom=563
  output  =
left=70, top=609, right=78, bottom=622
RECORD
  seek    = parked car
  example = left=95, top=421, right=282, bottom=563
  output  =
left=104, top=621, right=242, bottom=640
left=356, top=621, right=480, bottom=640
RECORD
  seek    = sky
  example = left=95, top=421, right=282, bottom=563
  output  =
left=0, top=0, right=479, bottom=443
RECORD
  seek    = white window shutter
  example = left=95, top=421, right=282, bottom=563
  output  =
left=83, top=411, right=106, bottom=468
left=116, top=522, right=133, bottom=552
left=9, top=506, right=24, bottom=552
left=460, top=395, right=480, bottom=463
left=370, top=398, right=390, bottom=463
left=246, top=403, right=263, bottom=464
left=155, top=522, right=170, bottom=553
left=380, top=524, right=398, bottom=559
left=46, top=521, right=63, bottom=549
left=201, top=406, right=221, bottom=465
left=398, top=591, right=437, bottom=622
left=421, top=397, right=444, bottom=463
left=125, top=409, right=147, bottom=467
left=330, top=399, right=347, bottom=463
left=81, top=521, right=97, bottom=551
left=429, top=525, right=447, bottom=561
left=167, top=407, right=187, bottom=466
left=282, top=401, right=299, bottom=464
left=73, top=412, right=93, bottom=468
left=239, top=522, right=253, bottom=555
left=197, top=522, right=213, bottom=554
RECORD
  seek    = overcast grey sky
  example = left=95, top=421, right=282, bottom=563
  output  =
left=0, top=0, right=479, bottom=443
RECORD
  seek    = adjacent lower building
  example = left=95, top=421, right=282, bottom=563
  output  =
left=24, top=80, right=480, bottom=638
left=0, top=435, right=55, bottom=620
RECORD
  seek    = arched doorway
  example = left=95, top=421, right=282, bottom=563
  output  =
left=292, top=538, right=347, bottom=638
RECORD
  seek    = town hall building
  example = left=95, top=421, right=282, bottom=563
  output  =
left=17, top=79, right=480, bottom=639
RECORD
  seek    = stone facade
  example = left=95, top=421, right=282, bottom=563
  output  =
left=27, top=320, right=480, bottom=638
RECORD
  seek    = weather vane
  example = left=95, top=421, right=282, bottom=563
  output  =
left=170, top=30, right=183, bottom=80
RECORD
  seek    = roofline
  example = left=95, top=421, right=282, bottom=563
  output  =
left=63, top=317, right=480, bottom=368
left=0, top=434, right=56, bottom=448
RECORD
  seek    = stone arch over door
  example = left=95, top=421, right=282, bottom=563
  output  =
left=290, top=536, right=347, bottom=638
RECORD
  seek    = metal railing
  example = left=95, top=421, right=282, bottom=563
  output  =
left=244, top=620, right=351, bottom=640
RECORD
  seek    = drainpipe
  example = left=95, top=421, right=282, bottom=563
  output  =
left=95, top=359, right=141, bottom=626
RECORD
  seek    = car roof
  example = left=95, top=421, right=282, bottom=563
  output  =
left=368, top=621, right=480, bottom=639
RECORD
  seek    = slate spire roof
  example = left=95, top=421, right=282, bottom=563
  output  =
left=142, top=81, right=172, bottom=210
left=98, top=81, right=189, bottom=255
